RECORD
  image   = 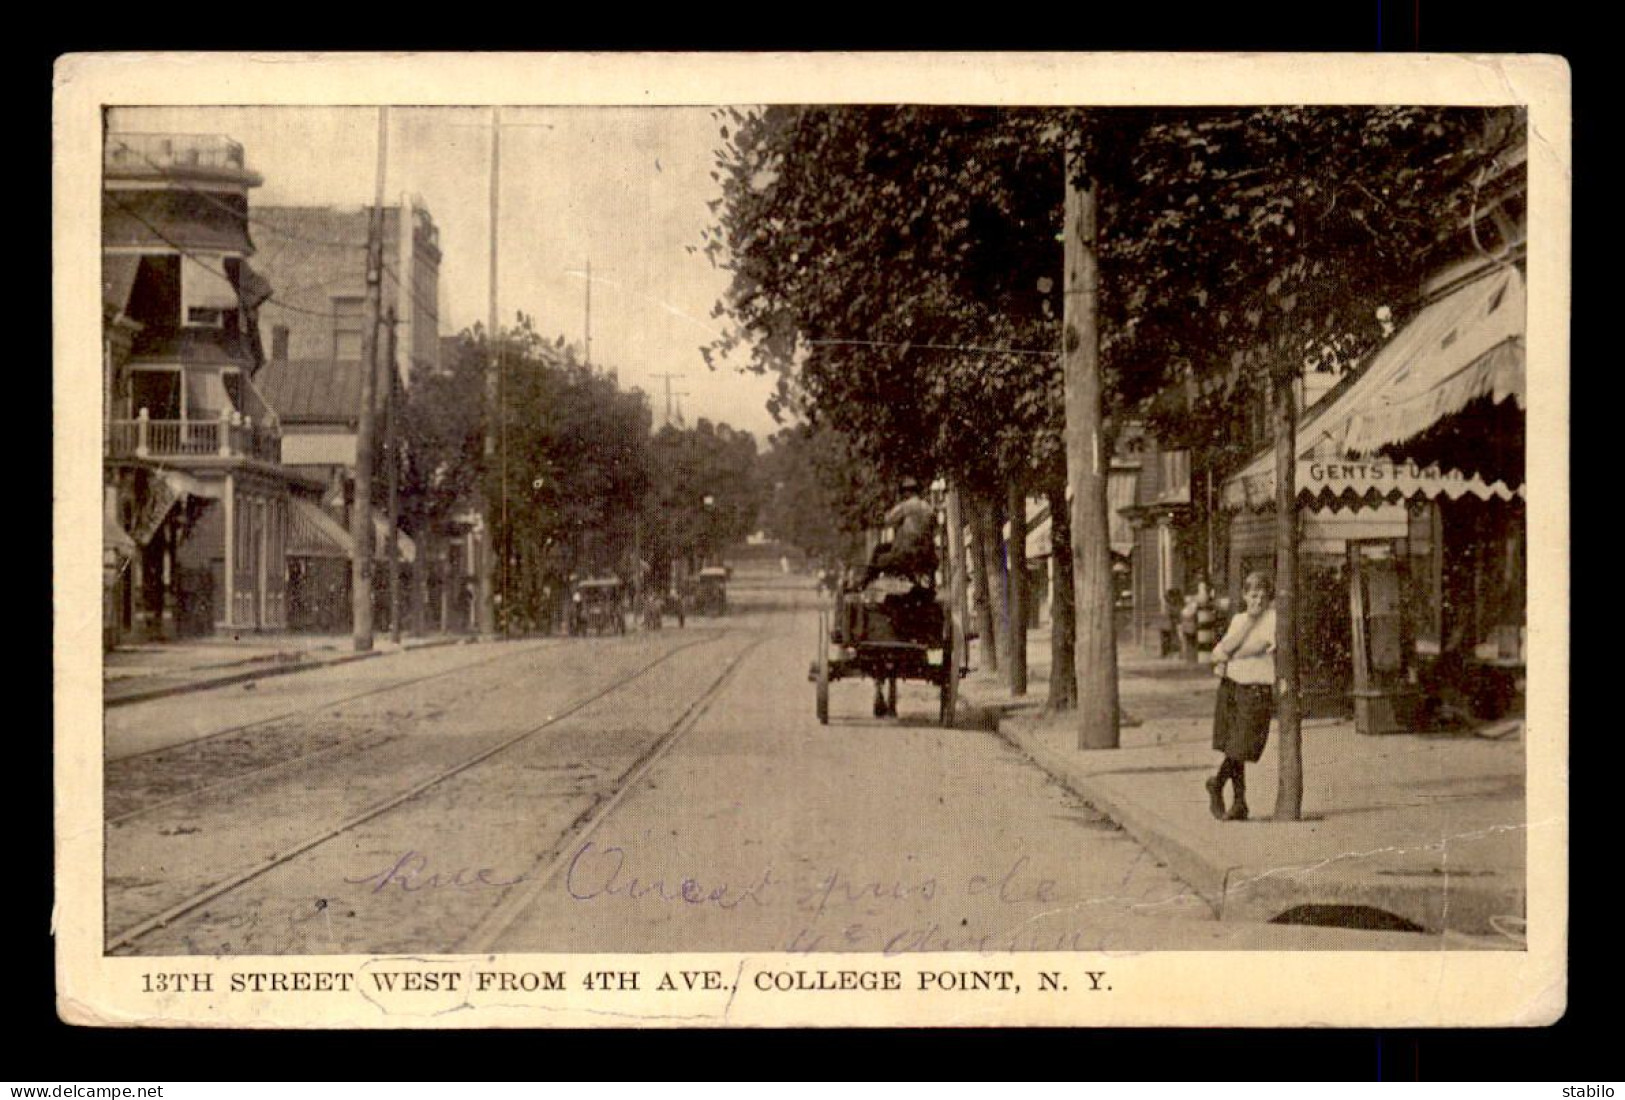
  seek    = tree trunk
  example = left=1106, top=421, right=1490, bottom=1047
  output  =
left=411, top=526, right=432, bottom=635
left=966, top=490, right=999, bottom=673
left=987, top=490, right=1012, bottom=677
left=1006, top=479, right=1028, bottom=696
left=1272, top=379, right=1304, bottom=819
left=1046, top=483, right=1078, bottom=711
left=1062, top=154, right=1120, bottom=749
left=946, top=484, right=971, bottom=672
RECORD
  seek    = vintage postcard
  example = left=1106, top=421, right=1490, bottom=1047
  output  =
left=54, top=52, right=1569, bottom=1028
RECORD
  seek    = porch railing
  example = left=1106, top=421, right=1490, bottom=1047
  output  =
left=107, top=409, right=281, bottom=463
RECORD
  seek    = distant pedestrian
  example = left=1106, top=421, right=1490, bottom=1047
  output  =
left=1179, top=587, right=1202, bottom=662
left=1205, top=571, right=1277, bottom=822
left=1162, top=588, right=1184, bottom=658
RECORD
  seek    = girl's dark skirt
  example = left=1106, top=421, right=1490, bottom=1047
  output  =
left=1213, top=678, right=1273, bottom=763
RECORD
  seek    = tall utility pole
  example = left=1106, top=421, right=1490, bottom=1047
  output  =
left=351, top=107, right=389, bottom=653
left=1061, top=140, right=1120, bottom=750
left=584, top=258, right=592, bottom=369
left=478, top=106, right=500, bottom=637
left=384, top=308, right=402, bottom=645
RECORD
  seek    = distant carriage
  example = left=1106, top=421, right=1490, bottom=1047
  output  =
left=569, top=577, right=627, bottom=636
left=691, top=566, right=730, bottom=616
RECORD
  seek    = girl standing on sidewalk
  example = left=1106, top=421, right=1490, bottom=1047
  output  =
left=1205, top=571, right=1277, bottom=822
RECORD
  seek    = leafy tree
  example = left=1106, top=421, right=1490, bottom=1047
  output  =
left=641, top=417, right=764, bottom=582
left=399, top=331, right=487, bottom=542
left=704, top=106, right=1076, bottom=693
left=703, top=107, right=1067, bottom=491
left=757, top=424, right=889, bottom=568
left=429, top=316, right=654, bottom=633
left=1079, top=105, right=1523, bottom=809
left=705, top=105, right=1521, bottom=781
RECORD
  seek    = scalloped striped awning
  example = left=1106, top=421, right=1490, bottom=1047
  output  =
left=1223, top=266, right=1525, bottom=511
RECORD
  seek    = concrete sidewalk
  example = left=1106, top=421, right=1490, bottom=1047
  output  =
left=103, top=632, right=470, bottom=706
left=959, top=627, right=1528, bottom=947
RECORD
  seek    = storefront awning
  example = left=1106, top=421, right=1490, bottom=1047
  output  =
left=1223, top=265, right=1526, bottom=511
left=103, top=255, right=141, bottom=317
left=103, top=503, right=137, bottom=558
left=1019, top=476, right=1136, bottom=560
left=288, top=498, right=353, bottom=559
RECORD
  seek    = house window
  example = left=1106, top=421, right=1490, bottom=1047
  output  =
left=271, top=325, right=290, bottom=361
left=130, top=368, right=181, bottom=420
left=181, top=253, right=240, bottom=328
left=222, top=371, right=244, bottom=413
left=1157, top=450, right=1192, bottom=505
left=187, top=307, right=226, bottom=327
left=126, top=255, right=181, bottom=328
left=333, top=297, right=365, bottom=361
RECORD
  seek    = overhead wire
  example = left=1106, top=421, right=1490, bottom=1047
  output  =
left=806, top=337, right=1059, bottom=358
left=107, top=136, right=443, bottom=325
left=103, top=190, right=339, bottom=321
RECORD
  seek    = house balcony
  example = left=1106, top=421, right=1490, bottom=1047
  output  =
left=107, top=409, right=282, bottom=465
left=104, top=133, right=263, bottom=188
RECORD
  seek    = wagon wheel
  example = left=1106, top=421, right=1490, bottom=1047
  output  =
left=939, top=608, right=960, bottom=728
left=815, top=609, right=831, bottom=725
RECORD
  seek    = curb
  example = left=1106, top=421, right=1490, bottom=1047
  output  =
left=105, top=650, right=384, bottom=707
left=998, top=717, right=1229, bottom=913
left=974, top=689, right=1525, bottom=938
left=102, top=635, right=473, bottom=708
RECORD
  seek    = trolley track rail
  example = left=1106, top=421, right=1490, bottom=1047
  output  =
left=460, top=635, right=764, bottom=952
left=105, top=630, right=745, bottom=953
left=104, top=637, right=628, bottom=822
left=105, top=637, right=570, bottom=764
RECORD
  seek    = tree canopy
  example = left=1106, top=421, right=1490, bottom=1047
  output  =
left=642, top=417, right=765, bottom=578
left=704, top=105, right=1524, bottom=485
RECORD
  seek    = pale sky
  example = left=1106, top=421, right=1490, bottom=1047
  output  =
left=108, top=105, right=781, bottom=439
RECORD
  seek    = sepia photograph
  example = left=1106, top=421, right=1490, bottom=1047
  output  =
left=55, top=52, right=1569, bottom=1028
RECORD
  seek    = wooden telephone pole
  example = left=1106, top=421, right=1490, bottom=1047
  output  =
left=478, top=106, right=500, bottom=637
left=351, top=107, right=388, bottom=653
left=384, top=308, right=402, bottom=645
left=1061, top=142, right=1120, bottom=749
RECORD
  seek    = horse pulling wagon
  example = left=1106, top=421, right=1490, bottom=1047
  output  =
left=811, top=575, right=962, bottom=727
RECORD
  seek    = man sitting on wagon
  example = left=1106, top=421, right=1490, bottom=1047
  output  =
left=859, top=476, right=938, bottom=590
